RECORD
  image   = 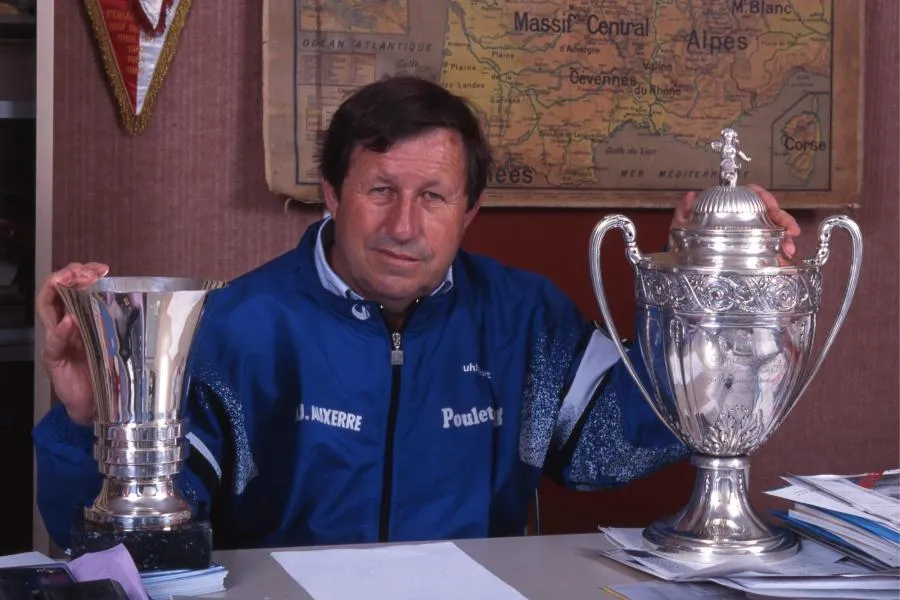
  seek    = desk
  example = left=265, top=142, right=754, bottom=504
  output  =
left=202, top=533, right=651, bottom=599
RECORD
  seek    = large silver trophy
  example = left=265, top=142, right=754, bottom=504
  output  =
left=59, top=276, right=225, bottom=570
left=590, top=128, right=862, bottom=563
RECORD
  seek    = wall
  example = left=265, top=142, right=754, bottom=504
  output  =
left=51, top=1, right=899, bottom=537
left=53, top=1, right=321, bottom=279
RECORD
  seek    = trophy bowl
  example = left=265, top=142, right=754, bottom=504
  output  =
left=589, top=129, right=863, bottom=564
left=58, top=276, right=226, bottom=570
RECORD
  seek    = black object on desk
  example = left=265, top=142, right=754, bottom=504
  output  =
left=39, top=580, right=129, bottom=600
left=0, top=565, right=74, bottom=599
left=0, top=566, right=130, bottom=600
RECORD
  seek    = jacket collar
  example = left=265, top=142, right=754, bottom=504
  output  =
left=313, top=215, right=454, bottom=300
left=294, top=218, right=459, bottom=331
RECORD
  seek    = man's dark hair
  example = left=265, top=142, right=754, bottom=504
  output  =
left=316, top=76, right=493, bottom=210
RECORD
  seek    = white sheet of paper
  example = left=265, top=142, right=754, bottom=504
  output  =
left=271, top=542, right=528, bottom=600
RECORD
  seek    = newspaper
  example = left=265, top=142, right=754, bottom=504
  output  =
left=765, top=469, right=900, bottom=572
left=768, top=479, right=900, bottom=534
left=781, top=470, right=900, bottom=526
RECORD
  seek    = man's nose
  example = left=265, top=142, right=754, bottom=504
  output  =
left=384, top=193, right=422, bottom=243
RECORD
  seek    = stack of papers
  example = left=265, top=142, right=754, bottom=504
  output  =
left=598, top=527, right=899, bottom=599
left=140, top=564, right=228, bottom=600
left=766, top=469, right=900, bottom=571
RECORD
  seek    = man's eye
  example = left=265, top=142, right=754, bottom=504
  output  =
left=370, top=187, right=390, bottom=194
left=423, top=191, right=444, bottom=201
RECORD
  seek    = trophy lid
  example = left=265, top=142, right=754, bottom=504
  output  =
left=667, top=128, right=789, bottom=269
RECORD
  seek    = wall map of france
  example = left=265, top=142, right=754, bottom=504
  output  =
left=289, top=0, right=835, bottom=203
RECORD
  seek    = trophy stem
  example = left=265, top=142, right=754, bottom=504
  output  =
left=86, top=476, right=192, bottom=530
left=642, top=455, right=798, bottom=564
left=88, top=423, right=192, bottom=530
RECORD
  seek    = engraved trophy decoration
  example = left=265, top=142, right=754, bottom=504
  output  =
left=589, top=128, right=862, bottom=563
left=59, top=276, right=226, bottom=571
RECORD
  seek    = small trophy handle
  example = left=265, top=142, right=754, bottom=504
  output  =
left=588, top=215, right=660, bottom=413
left=795, top=215, right=864, bottom=400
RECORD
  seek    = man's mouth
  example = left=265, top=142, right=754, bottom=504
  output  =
left=377, top=249, right=420, bottom=263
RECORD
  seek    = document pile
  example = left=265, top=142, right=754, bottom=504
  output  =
left=766, top=468, right=900, bottom=571
left=0, top=548, right=227, bottom=600
left=597, top=527, right=899, bottom=599
left=139, top=563, right=228, bottom=600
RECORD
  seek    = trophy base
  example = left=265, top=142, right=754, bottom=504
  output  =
left=641, top=455, right=799, bottom=565
left=70, top=512, right=213, bottom=572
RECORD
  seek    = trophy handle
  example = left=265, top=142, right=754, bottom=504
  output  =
left=588, top=215, right=659, bottom=413
left=796, top=214, right=864, bottom=400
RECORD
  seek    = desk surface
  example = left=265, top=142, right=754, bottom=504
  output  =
left=202, top=533, right=650, bottom=599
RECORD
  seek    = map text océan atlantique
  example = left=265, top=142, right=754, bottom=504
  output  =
left=513, top=12, right=649, bottom=37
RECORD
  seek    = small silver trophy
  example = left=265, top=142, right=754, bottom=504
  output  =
left=590, top=128, right=863, bottom=563
left=59, top=276, right=225, bottom=570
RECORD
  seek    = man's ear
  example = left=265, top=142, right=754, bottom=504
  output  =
left=322, top=180, right=340, bottom=216
left=462, top=195, right=482, bottom=230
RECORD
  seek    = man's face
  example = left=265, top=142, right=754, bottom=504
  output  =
left=323, top=128, right=480, bottom=314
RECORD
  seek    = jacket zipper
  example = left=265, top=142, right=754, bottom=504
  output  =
left=378, top=301, right=418, bottom=542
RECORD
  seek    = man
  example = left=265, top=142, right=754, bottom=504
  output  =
left=33, top=76, right=800, bottom=550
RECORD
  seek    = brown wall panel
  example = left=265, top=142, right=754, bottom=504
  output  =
left=53, top=1, right=321, bottom=279
left=53, top=2, right=899, bottom=535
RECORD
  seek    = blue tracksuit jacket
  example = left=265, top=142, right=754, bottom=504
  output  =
left=32, top=218, right=687, bottom=550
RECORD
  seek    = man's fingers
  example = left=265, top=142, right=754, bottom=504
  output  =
left=39, top=264, right=86, bottom=331
left=747, top=183, right=801, bottom=236
left=38, top=261, right=108, bottom=343
left=679, top=191, right=697, bottom=214
left=747, top=183, right=777, bottom=207
left=673, top=191, right=697, bottom=224
left=35, top=279, right=62, bottom=331
left=783, top=238, right=796, bottom=258
left=50, top=262, right=109, bottom=289
left=42, top=317, right=73, bottom=362
left=773, top=209, right=802, bottom=236
left=84, top=262, right=110, bottom=279
left=68, top=263, right=109, bottom=289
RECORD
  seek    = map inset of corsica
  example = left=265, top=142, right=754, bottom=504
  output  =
left=292, top=0, right=834, bottom=203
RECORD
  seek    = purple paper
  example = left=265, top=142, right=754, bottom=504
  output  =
left=67, top=544, right=149, bottom=600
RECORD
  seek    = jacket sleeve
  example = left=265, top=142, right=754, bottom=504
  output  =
left=32, top=403, right=103, bottom=548
left=525, top=280, right=688, bottom=491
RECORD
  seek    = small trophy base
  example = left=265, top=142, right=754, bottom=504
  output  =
left=70, top=512, right=213, bottom=572
left=641, top=454, right=800, bottom=565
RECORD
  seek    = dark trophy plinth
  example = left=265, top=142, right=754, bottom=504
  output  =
left=70, top=511, right=212, bottom=572
left=59, top=277, right=226, bottom=574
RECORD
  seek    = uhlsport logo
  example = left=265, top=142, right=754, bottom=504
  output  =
left=441, top=406, right=503, bottom=429
left=297, top=403, right=363, bottom=432
left=462, top=361, right=492, bottom=379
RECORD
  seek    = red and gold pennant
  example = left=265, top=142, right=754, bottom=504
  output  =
left=83, top=0, right=192, bottom=134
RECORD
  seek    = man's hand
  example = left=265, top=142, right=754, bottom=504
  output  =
left=36, top=262, right=109, bottom=426
left=670, top=184, right=802, bottom=257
